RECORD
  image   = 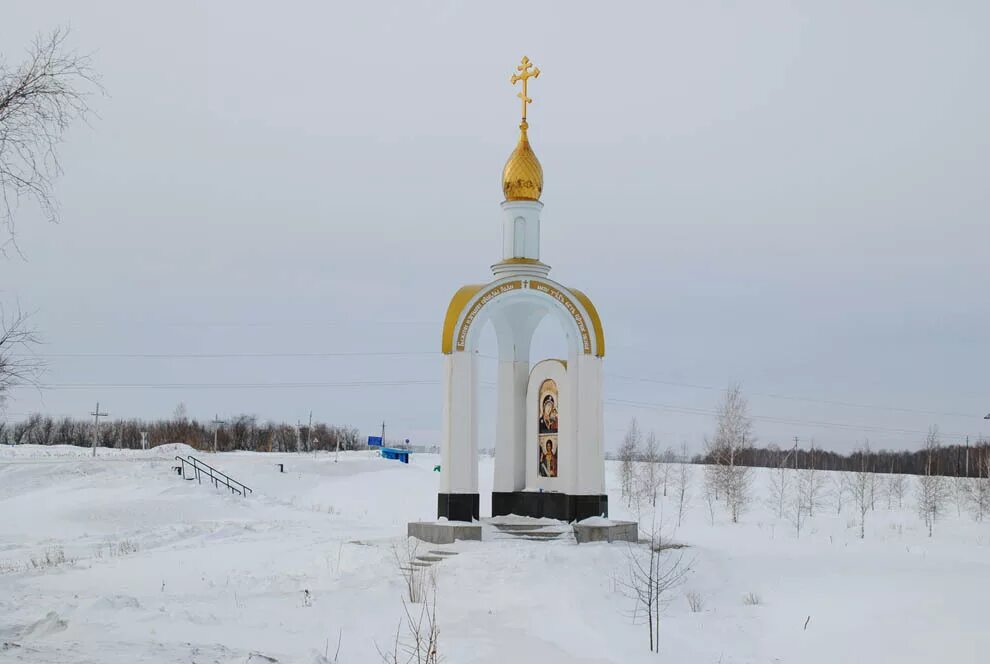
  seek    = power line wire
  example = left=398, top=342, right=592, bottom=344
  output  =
left=36, top=379, right=439, bottom=390
left=23, top=351, right=436, bottom=359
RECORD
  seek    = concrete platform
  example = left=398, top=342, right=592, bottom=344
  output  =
left=407, top=521, right=482, bottom=544
left=572, top=520, right=638, bottom=544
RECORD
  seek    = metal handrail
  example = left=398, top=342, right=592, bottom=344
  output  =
left=174, top=455, right=252, bottom=496
left=186, top=455, right=252, bottom=495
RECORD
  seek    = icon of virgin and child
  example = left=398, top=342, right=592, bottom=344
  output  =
left=537, top=379, right=558, bottom=477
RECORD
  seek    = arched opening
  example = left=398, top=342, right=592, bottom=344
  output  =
left=439, top=279, right=607, bottom=522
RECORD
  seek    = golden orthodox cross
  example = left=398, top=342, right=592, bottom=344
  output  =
left=510, top=56, right=540, bottom=126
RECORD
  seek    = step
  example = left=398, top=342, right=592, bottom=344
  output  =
left=492, top=523, right=549, bottom=532
left=503, top=529, right=567, bottom=538
left=428, top=550, right=458, bottom=557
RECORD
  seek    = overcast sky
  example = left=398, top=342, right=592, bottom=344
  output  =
left=2, top=1, right=988, bottom=454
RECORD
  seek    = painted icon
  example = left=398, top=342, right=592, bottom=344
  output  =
left=539, top=436, right=558, bottom=478
left=538, top=379, right=558, bottom=434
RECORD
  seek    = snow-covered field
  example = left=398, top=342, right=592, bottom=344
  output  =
left=1, top=445, right=988, bottom=663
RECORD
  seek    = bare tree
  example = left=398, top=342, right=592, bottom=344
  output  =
left=616, top=524, right=691, bottom=653
left=705, top=383, right=754, bottom=523
left=831, top=471, right=847, bottom=515
left=767, top=444, right=792, bottom=519
left=849, top=445, right=873, bottom=539
left=967, top=454, right=990, bottom=522
left=886, top=473, right=907, bottom=510
left=1, top=28, right=102, bottom=250
left=660, top=446, right=676, bottom=497
left=799, top=464, right=825, bottom=519
left=917, top=426, right=948, bottom=537
left=673, top=443, right=691, bottom=527
left=618, top=418, right=642, bottom=504
left=0, top=307, right=43, bottom=408
left=788, top=475, right=807, bottom=538
left=637, top=431, right=662, bottom=507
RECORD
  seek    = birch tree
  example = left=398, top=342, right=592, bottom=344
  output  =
left=917, top=426, right=948, bottom=537
left=849, top=446, right=873, bottom=539
left=673, top=443, right=691, bottom=527
left=638, top=431, right=662, bottom=507
left=618, top=419, right=642, bottom=503
left=705, top=383, right=754, bottom=523
left=767, top=444, right=793, bottom=519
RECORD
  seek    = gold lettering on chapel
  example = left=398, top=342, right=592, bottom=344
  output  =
left=528, top=280, right=593, bottom=354
left=454, top=280, right=593, bottom=354
left=456, top=281, right=523, bottom=351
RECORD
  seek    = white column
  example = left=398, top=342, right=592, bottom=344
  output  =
left=574, top=354, right=605, bottom=495
left=440, top=351, right=478, bottom=494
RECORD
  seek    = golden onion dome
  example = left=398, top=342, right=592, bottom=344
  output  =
left=502, top=122, right=543, bottom=201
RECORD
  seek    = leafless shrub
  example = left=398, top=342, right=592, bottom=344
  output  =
left=30, top=545, right=68, bottom=569
left=378, top=590, right=440, bottom=664
left=617, top=524, right=691, bottom=653
left=742, top=592, right=761, bottom=606
left=393, top=538, right=433, bottom=604
left=685, top=591, right=704, bottom=613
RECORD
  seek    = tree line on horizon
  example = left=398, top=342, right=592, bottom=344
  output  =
left=0, top=411, right=363, bottom=453
left=692, top=436, right=990, bottom=479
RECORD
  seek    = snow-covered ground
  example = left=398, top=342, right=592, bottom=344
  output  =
left=1, top=445, right=988, bottom=663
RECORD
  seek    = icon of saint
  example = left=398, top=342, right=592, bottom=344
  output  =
left=539, top=438, right=557, bottom=478
left=539, top=394, right=558, bottom=434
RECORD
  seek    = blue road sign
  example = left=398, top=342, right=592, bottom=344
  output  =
left=367, top=435, right=383, bottom=447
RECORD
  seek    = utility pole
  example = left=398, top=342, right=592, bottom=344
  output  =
left=966, top=436, right=970, bottom=478
left=381, top=421, right=386, bottom=448
left=793, top=436, right=799, bottom=471
left=295, top=421, right=302, bottom=453
left=90, top=402, right=108, bottom=457
left=212, top=415, right=225, bottom=453
left=307, top=411, right=313, bottom=453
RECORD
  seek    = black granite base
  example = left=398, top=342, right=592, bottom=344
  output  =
left=491, top=491, right=608, bottom=522
left=437, top=493, right=479, bottom=522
